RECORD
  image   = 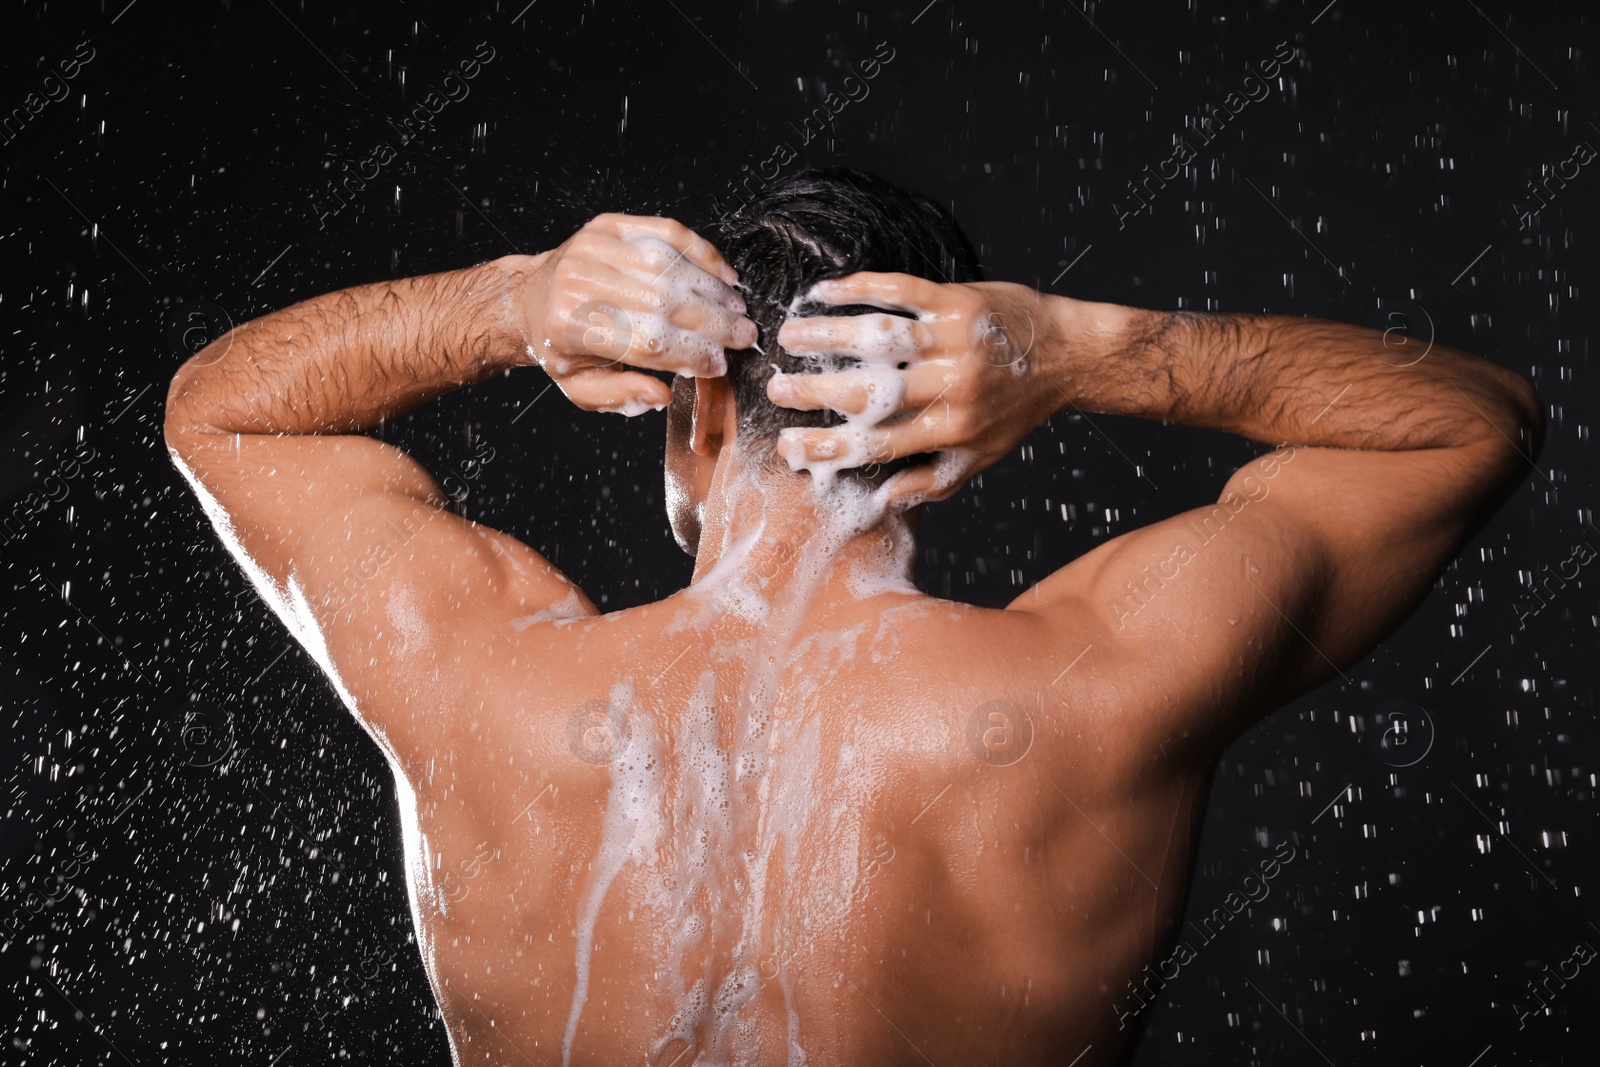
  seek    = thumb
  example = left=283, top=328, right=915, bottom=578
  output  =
left=556, top=367, right=673, bottom=415
left=877, top=456, right=970, bottom=509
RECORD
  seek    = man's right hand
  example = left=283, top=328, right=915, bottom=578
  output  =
left=515, top=214, right=758, bottom=414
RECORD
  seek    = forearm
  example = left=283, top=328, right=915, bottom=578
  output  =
left=166, top=254, right=541, bottom=437
left=1046, top=299, right=1542, bottom=454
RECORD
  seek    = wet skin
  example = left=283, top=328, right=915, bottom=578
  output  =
left=165, top=216, right=1540, bottom=1065
left=393, top=554, right=1212, bottom=1067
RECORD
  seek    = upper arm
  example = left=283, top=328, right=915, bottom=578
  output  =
left=164, top=417, right=592, bottom=767
left=1017, top=434, right=1531, bottom=752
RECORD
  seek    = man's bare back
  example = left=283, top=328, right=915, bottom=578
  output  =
left=401, top=556, right=1207, bottom=1065
left=165, top=174, right=1540, bottom=1064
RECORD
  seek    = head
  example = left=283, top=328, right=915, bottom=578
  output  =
left=664, top=167, right=982, bottom=554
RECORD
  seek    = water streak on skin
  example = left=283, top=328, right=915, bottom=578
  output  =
left=563, top=681, right=660, bottom=1067
left=645, top=674, right=735, bottom=1060
left=510, top=587, right=587, bottom=630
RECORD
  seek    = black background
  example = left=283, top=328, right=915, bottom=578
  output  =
left=3, top=0, right=1597, bottom=1063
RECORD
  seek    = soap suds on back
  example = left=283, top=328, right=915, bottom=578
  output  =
left=564, top=308, right=942, bottom=1061
left=511, top=587, right=588, bottom=630
left=563, top=682, right=661, bottom=1067
left=386, top=584, right=430, bottom=657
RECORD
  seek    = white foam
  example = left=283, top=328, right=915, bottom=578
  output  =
left=563, top=682, right=662, bottom=1067
left=716, top=577, right=772, bottom=624
left=619, top=234, right=733, bottom=377
left=871, top=446, right=978, bottom=511
left=772, top=364, right=905, bottom=497
left=597, top=396, right=669, bottom=417
left=510, top=588, right=587, bottom=630
left=771, top=294, right=962, bottom=508
left=825, top=313, right=921, bottom=365
left=385, top=583, right=430, bottom=657
left=564, top=442, right=925, bottom=1064
left=646, top=673, right=736, bottom=1061
left=692, top=524, right=775, bottom=625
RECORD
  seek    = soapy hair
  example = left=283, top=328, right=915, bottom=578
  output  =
left=711, top=168, right=982, bottom=480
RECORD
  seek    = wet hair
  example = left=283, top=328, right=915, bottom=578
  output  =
left=710, top=167, right=982, bottom=480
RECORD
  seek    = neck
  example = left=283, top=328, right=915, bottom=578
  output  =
left=688, top=446, right=919, bottom=605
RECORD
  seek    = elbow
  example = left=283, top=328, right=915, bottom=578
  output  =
left=1449, top=369, right=1544, bottom=516
left=1516, top=388, right=1542, bottom=463
left=1469, top=367, right=1543, bottom=471
left=164, top=326, right=241, bottom=449
left=1498, top=371, right=1544, bottom=468
left=162, top=360, right=212, bottom=459
left=1462, top=372, right=1544, bottom=529
left=162, top=367, right=192, bottom=455
left=1469, top=375, right=1545, bottom=518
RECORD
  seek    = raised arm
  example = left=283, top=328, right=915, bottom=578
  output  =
left=1036, top=302, right=1541, bottom=694
left=165, top=215, right=753, bottom=766
left=772, top=274, right=1542, bottom=749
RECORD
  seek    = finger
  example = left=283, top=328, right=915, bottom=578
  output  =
left=622, top=317, right=729, bottom=377
left=777, top=414, right=951, bottom=467
left=559, top=287, right=732, bottom=376
left=590, top=275, right=755, bottom=350
left=879, top=465, right=938, bottom=506
left=768, top=367, right=906, bottom=421
left=661, top=328, right=731, bottom=378
left=777, top=313, right=929, bottom=364
left=804, top=272, right=945, bottom=316
left=665, top=298, right=758, bottom=351
left=603, top=253, right=754, bottom=353
left=897, top=362, right=967, bottom=411
left=771, top=362, right=958, bottom=416
left=776, top=425, right=877, bottom=471
left=686, top=267, right=750, bottom=315
left=877, top=459, right=970, bottom=508
left=648, top=248, right=749, bottom=315
left=580, top=271, right=728, bottom=323
left=618, top=237, right=740, bottom=308
left=554, top=366, right=673, bottom=415
left=612, top=217, right=740, bottom=287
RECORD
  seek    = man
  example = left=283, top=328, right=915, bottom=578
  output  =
left=165, top=168, right=1541, bottom=1066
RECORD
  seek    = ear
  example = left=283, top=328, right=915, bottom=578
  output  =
left=690, top=376, right=734, bottom=457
